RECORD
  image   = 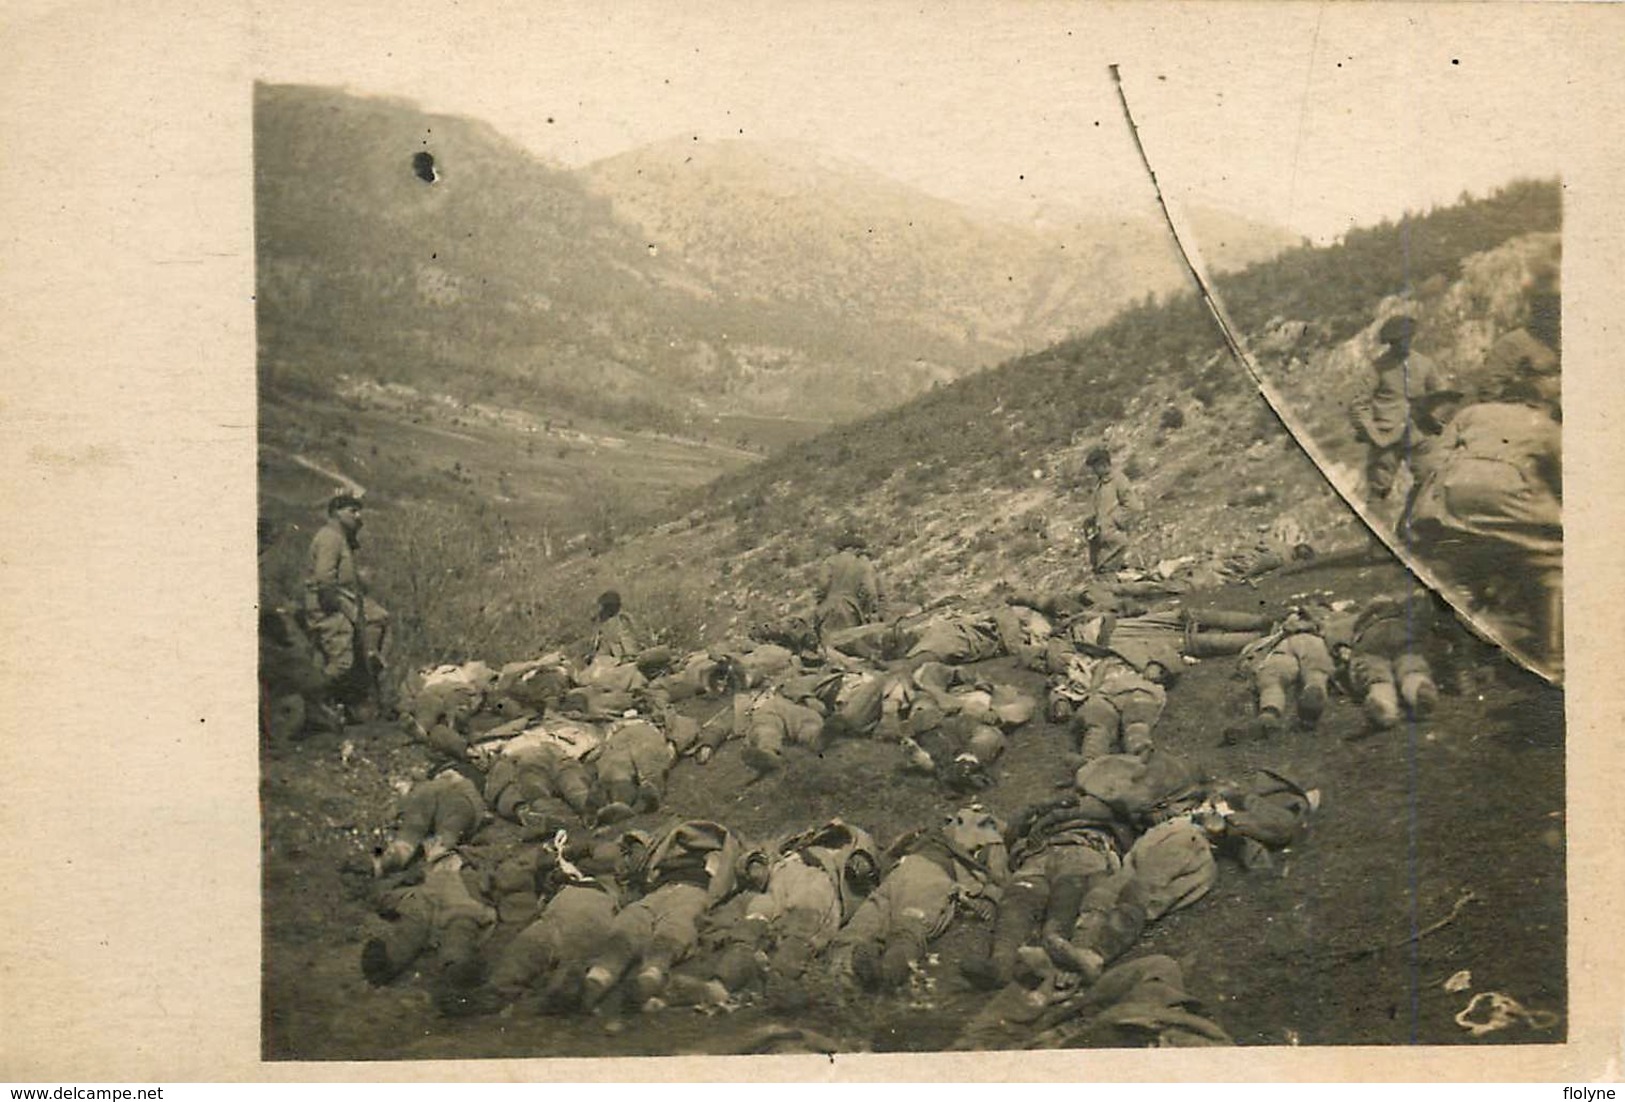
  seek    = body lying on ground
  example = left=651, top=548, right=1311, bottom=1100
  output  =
left=828, top=807, right=1008, bottom=994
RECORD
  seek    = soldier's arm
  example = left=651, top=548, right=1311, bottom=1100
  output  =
left=1532, top=415, right=1562, bottom=498
left=869, top=564, right=887, bottom=615
left=309, top=529, right=343, bottom=585
left=308, top=529, right=345, bottom=610
left=814, top=561, right=832, bottom=602
left=1119, top=475, right=1143, bottom=515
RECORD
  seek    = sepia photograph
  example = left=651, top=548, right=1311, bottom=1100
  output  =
left=251, top=4, right=1576, bottom=1064
left=4, top=0, right=1621, bottom=1086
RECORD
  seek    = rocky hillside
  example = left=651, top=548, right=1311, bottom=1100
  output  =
left=584, top=138, right=1297, bottom=368
left=522, top=193, right=1557, bottom=654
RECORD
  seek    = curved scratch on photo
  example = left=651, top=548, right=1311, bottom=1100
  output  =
left=289, top=451, right=368, bottom=499
left=1107, top=63, right=1557, bottom=685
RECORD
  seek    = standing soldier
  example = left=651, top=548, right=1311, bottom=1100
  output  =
left=305, top=493, right=389, bottom=717
left=1081, top=446, right=1140, bottom=575
left=1351, top=314, right=1441, bottom=513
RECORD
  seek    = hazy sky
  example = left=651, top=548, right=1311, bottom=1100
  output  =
left=253, top=2, right=1582, bottom=243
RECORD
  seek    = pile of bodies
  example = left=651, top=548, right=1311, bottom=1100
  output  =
left=339, top=579, right=1460, bottom=1048
left=361, top=752, right=1315, bottom=1047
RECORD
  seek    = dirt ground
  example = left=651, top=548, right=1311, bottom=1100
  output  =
left=261, top=558, right=1565, bottom=1060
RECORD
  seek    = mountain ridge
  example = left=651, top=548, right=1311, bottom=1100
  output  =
left=256, top=84, right=1297, bottom=431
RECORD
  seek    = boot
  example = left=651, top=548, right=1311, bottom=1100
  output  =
left=1083, top=895, right=1151, bottom=968
left=603, top=775, right=637, bottom=810
left=880, top=926, right=928, bottom=990
left=632, top=962, right=668, bottom=1004
left=360, top=938, right=401, bottom=986
left=1298, top=677, right=1328, bottom=729
left=635, top=780, right=662, bottom=813
left=579, top=964, right=617, bottom=1011
left=1121, top=724, right=1154, bottom=759
left=1012, top=944, right=1058, bottom=987
left=879, top=941, right=916, bottom=991
left=850, top=942, right=882, bottom=990
left=714, top=931, right=767, bottom=993
left=1363, top=683, right=1401, bottom=731
left=1077, top=724, right=1115, bottom=762
left=741, top=742, right=783, bottom=775
left=594, top=802, right=636, bottom=826
left=961, top=878, right=1044, bottom=990
left=1401, top=673, right=1438, bottom=719
left=437, top=917, right=486, bottom=988
left=1042, top=875, right=1088, bottom=945
left=1040, top=937, right=1103, bottom=985
left=770, top=935, right=816, bottom=982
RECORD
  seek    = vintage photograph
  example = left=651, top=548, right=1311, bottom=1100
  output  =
left=254, top=6, right=1570, bottom=1063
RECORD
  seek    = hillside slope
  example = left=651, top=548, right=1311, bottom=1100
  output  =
left=585, top=139, right=1297, bottom=365
left=264, top=183, right=1558, bottom=685
left=261, top=85, right=1282, bottom=428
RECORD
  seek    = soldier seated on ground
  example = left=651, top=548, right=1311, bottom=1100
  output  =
left=587, top=590, right=673, bottom=680
left=814, top=533, right=886, bottom=638
left=258, top=607, right=341, bottom=741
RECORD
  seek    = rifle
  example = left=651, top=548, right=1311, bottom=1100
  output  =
left=336, top=583, right=380, bottom=715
